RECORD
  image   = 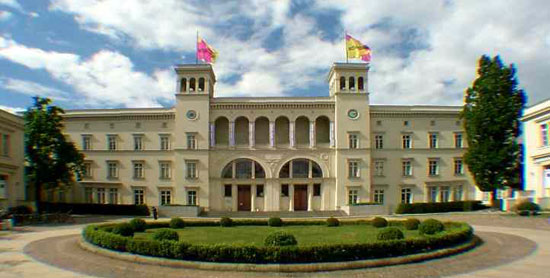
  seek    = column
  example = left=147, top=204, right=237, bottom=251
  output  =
left=229, top=121, right=235, bottom=147
left=210, top=122, right=215, bottom=147
left=269, top=121, right=275, bottom=148
left=309, top=120, right=316, bottom=148
left=232, top=185, right=238, bottom=211
left=251, top=185, right=256, bottom=212
left=329, top=121, right=335, bottom=148
left=249, top=121, right=255, bottom=148
left=307, top=184, right=313, bottom=211
left=289, top=184, right=294, bottom=211
left=289, top=121, right=295, bottom=148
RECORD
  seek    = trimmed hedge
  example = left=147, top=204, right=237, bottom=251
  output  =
left=326, top=217, right=340, bottom=227
left=372, top=217, right=388, bottom=228
left=395, top=201, right=486, bottom=214
left=112, top=223, right=134, bottom=237
left=170, top=218, right=185, bottom=229
left=129, top=218, right=147, bottom=232
left=514, top=201, right=540, bottom=216
left=39, top=202, right=150, bottom=216
left=268, top=217, right=283, bottom=227
left=83, top=221, right=474, bottom=264
left=377, top=227, right=404, bottom=241
left=419, top=219, right=445, bottom=235
left=152, top=229, right=179, bottom=241
left=264, top=232, right=298, bottom=246
left=220, top=217, right=233, bottom=227
left=404, top=218, right=420, bottom=230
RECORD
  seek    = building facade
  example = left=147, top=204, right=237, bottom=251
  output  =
left=0, top=109, right=25, bottom=208
left=522, top=98, right=550, bottom=209
left=60, top=63, right=478, bottom=213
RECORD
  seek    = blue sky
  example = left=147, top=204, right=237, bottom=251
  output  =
left=1, top=0, right=549, bottom=112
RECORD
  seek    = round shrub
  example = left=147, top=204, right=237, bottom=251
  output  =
left=264, top=231, right=298, bottom=246
left=112, top=223, right=134, bottom=237
left=372, top=217, right=388, bottom=228
left=419, top=218, right=444, bottom=235
left=515, top=201, right=540, bottom=216
left=220, top=217, right=233, bottom=227
left=326, top=217, right=340, bottom=227
left=170, top=218, right=185, bottom=229
left=152, top=228, right=179, bottom=241
left=268, top=217, right=283, bottom=227
left=404, top=218, right=420, bottom=230
left=376, top=227, right=404, bottom=241
left=129, top=218, right=147, bottom=232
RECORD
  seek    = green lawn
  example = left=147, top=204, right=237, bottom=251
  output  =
left=134, top=225, right=449, bottom=246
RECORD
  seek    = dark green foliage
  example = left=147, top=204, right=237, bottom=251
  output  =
left=39, top=202, right=150, bottom=216
left=377, top=227, right=404, bottom=241
left=152, top=229, right=180, bottom=241
left=326, top=217, right=340, bottom=227
left=220, top=217, right=233, bottom=227
left=24, top=97, right=85, bottom=213
left=129, top=218, right=147, bottom=232
left=404, top=218, right=420, bottom=230
left=461, top=55, right=526, bottom=205
left=419, top=219, right=445, bottom=235
left=169, top=218, right=185, bottom=229
left=268, top=217, right=283, bottom=227
left=264, top=231, right=298, bottom=246
left=112, top=223, right=135, bottom=237
left=515, top=201, right=540, bottom=216
left=372, top=217, right=388, bottom=228
left=7, top=205, right=33, bottom=215
left=395, top=201, right=486, bottom=214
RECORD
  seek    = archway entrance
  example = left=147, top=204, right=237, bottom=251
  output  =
left=293, top=184, right=308, bottom=211
left=237, top=185, right=251, bottom=211
left=279, top=159, right=324, bottom=211
left=221, top=159, right=266, bottom=212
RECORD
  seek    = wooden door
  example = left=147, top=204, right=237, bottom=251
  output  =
left=294, top=184, right=308, bottom=211
left=238, top=186, right=251, bottom=211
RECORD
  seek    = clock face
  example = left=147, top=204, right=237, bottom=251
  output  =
left=186, top=110, right=197, bottom=120
left=348, top=109, right=359, bottom=119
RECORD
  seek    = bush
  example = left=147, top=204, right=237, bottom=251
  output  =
left=220, top=217, right=233, bottom=227
left=419, top=219, right=444, bottom=235
left=264, top=231, right=298, bottom=246
left=395, top=201, right=486, bottom=214
left=112, top=223, right=135, bottom=237
left=268, top=217, right=283, bottom=227
left=514, top=201, right=540, bottom=216
left=152, top=229, right=179, bottom=241
left=129, top=218, right=147, bottom=232
left=39, top=202, right=149, bottom=216
left=404, top=218, right=420, bottom=230
left=372, top=217, right=388, bottom=228
left=326, top=217, right=340, bottom=227
left=377, top=227, right=405, bottom=241
left=8, top=205, right=33, bottom=215
left=169, top=218, right=185, bottom=229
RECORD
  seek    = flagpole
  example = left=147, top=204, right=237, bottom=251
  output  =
left=196, top=30, right=198, bottom=64
left=345, top=31, right=348, bottom=64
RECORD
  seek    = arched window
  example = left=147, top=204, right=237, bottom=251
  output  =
left=358, top=77, right=364, bottom=91
left=315, top=116, right=330, bottom=145
left=295, top=116, right=309, bottom=146
left=215, top=117, right=229, bottom=146
left=180, top=78, right=187, bottom=92
left=198, top=78, right=205, bottom=92
left=275, top=116, right=289, bottom=146
left=189, top=78, right=196, bottom=92
left=234, top=117, right=249, bottom=146
left=278, top=159, right=323, bottom=178
left=222, top=159, right=265, bottom=179
left=349, top=77, right=355, bottom=90
left=340, top=76, right=346, bottom=90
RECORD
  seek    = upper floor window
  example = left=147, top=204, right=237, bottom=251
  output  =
left=429, top=159, right=439, bottom=176
left=107, top=161, right=118, bottom=179
left=186, top=160, right=198, bottom=179
left=348, top=160, right=360, bottom=178
left=180, top=78, right=187, bottom=92
left=542, top=124, right=549, bottom=146
left=82, top=135, right=92, bottom=150
left=82, top=162, right=92, bottom=178
left=402, top=134, right=412, bottom=149
left=454, top=158, right=464, bottom=175
left=133, top=135, right=143, bottom=151
left=349, top=76, right=355, bottom=90
left=358, top=77, right=364, bottom=91
left=160, top=135, right=170, bottom=150
left=198, top=78, right=205, bottom=92
left=454, top=133, right=463, bottom=148
left=187, top=133, right=197, bottom=150
left=402, top=160, right=412, bottom=176
left=133, top=161, right=144, bottom=179
left=107, top=135, right=117, bottom=151
left=349, top=133, right=359, bottom=149
left=429, top=133, right=438, bottom=149
left=340, top=76, right=346, bottom=90
left=374, top=160, right=384, bottom=176
left=374, top=189, right=384, bottom=204
left=375, top=135, right=384, bottom=149
left=159, top=162, right=171, bottom=179
left=403, top=120, right=409, bottom=126
left=1, top=134, right=9, bottom=156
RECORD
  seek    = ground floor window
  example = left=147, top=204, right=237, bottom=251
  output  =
left=256, top=185, right=264, bottom=197
left=109, top=188, right=118, bottom=204
left=187, top=190, right=197, bottom=205
left=58, top=190, right=65, bottom=203
left=0, top=176, right=6, bottom=199
left=440, top=186, right=450, bottom=202
left=401, top=188, right=412, bottom=204
left=96, top=188, right=106, bottom=204
left=374, top=189, right=384, bottom=204
left=348, top=189, right=359, bottom=205
left=281, top=184, right=289, bottom=197
left=84, top=187, right=93, bottom=203
left=224, top=184, right=232, bottom=197
left=314, top=183, right=321, bottom=196
left=454, top=185, right=463, bottom=201
left=160, top=190, right=171, bottom=205
left=429, top=187, right=438, bottom=202
left=134, top=188, right=145, bottom=205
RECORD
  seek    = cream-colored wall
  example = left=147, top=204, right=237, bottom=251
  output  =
left=0, top=109, right=25, bottom=208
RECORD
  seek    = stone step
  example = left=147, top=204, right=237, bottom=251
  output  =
left=201, top=210, right=347, bottom=218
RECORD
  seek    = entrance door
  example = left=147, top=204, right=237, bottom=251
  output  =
left=544, top=167, right=550, bottom=189
left=294, top=184, right=308, bottom=211
left=238, top=185, right=251, bottom=211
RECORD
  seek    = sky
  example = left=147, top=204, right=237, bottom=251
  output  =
left=0, top=0, right=549, bottom=113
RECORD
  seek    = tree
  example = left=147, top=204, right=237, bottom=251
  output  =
left=24, top=97, right=84, bottom=213
left=461, top=55, right=526, bottom=207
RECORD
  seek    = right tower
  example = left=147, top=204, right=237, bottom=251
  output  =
left=328, top=63, right=371, bottom=209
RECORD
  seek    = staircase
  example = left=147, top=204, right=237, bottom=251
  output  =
left=201, top=210, right=347, bottom=218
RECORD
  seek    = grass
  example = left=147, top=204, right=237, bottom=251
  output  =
left=134, top=224, right=464, bottom=246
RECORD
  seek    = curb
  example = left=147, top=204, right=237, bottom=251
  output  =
left=78, top=236, right=480, bottom=273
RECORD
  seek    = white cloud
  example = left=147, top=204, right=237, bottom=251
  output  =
left=0, top=10, right=11, bottom=21
left=0, top=77, right=70, bottom=100
left=0, top=104, right=25, bottom=114
left=0, top=0, right=22, bottom=11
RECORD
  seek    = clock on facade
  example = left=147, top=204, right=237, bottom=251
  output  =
left=348, top=109, right=359, bottom=119
left=186, top=110, right=197, bottom=120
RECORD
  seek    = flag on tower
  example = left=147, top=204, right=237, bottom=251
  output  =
left=197, top=37, right=218, bottom=63
left=345, top=34, right=371, bottom=62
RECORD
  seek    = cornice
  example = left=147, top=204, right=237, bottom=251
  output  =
left=211, top=103, right=335, bottom=110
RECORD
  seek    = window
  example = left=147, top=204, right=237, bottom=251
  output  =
left=402, top=134, right=411, bottom=149
left=256, top=185, right=264, bottom=197
left=224, top=185, right=232, bottom=197
left=107, top=135, right=117, bottom=150
left=281, top=184, right=289, bottom=197
left=160, top=190, right=171, bottom=205
left=401, top=188, right=412, bottom=204
left=58, top=189, right=65, bottom=203
left=109, top=188, right=118, bottom=204
left=376, top=120, right=382, bottom=126
left=349, top=133, right=359, bottom=149
left=348, top=160, right=360, bottom=178
left=96, top=188, right=106, bottom=204
left=1, top=134, right=9, bottom=156
left=402, top=160, right=412, bottom=176
left=429, top=133, right=438, bottom=149
left=454, top=186, right=463, bottom=201
left=187, top=190, right=197, bottom=205
left=135, top=122, right=141, bottom=128
left=186, top=161, right=198, bottom=179
left=107, top=162, right=118, bottom=179
left=133, top=162, right=144, bottom=179
left=429, top=159, right=439, bottom=176
left=82, top=135, right=92, bottom=150
left=85, top=187, right=93, bottom=203
left=349, top=76, right=355, bottom=90
left=134, top=188, right=145, bottom=205
left=375, top=135, right=383, bottom=149
left=454, top=133, right=463, bottom=148
left=440, top=186, right=450, bottom=202
left=542, top=124, right=549, bottom=146
left=374, top=160, right=384, bottom=176
left=429, top=187, right=438, bottom=202
left=314, top=184, right=321, bottom=196
left=430, top=120, right=436, bottom=126
left=187, top=133, right=197, bottom=149
left=83, top=162, right=92, bottom=178
left=133, top=135, right=143, bottom=151
left=223, top=159, right=266, bottom=179
left=374, top=189, right=384, bottom=204
left=454, top=159, right=464, bottom=175
left=292, top=159, right=309, bottom=178
left=348, top=189, right=359, bottom=204
left=403, top=121, right=409, bottom=126
left=160, top=162, right=171, bottom=179
left=160, top=135, right=170, bottom=150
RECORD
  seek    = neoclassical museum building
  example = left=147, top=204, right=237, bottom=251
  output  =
left=58, top=63, right=479, bottom=213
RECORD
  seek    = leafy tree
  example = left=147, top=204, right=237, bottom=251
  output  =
left=24, top=97, right=84, bottom=212
left=461, top=55, right=526, bottom=206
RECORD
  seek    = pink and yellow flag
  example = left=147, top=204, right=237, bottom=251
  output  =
left=197, top=37, right=218, bottom=63
left=346, top=34, right=371, bottom=62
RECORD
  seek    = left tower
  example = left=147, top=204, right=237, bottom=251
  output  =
left=174, top=64, right=215, bottom=209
